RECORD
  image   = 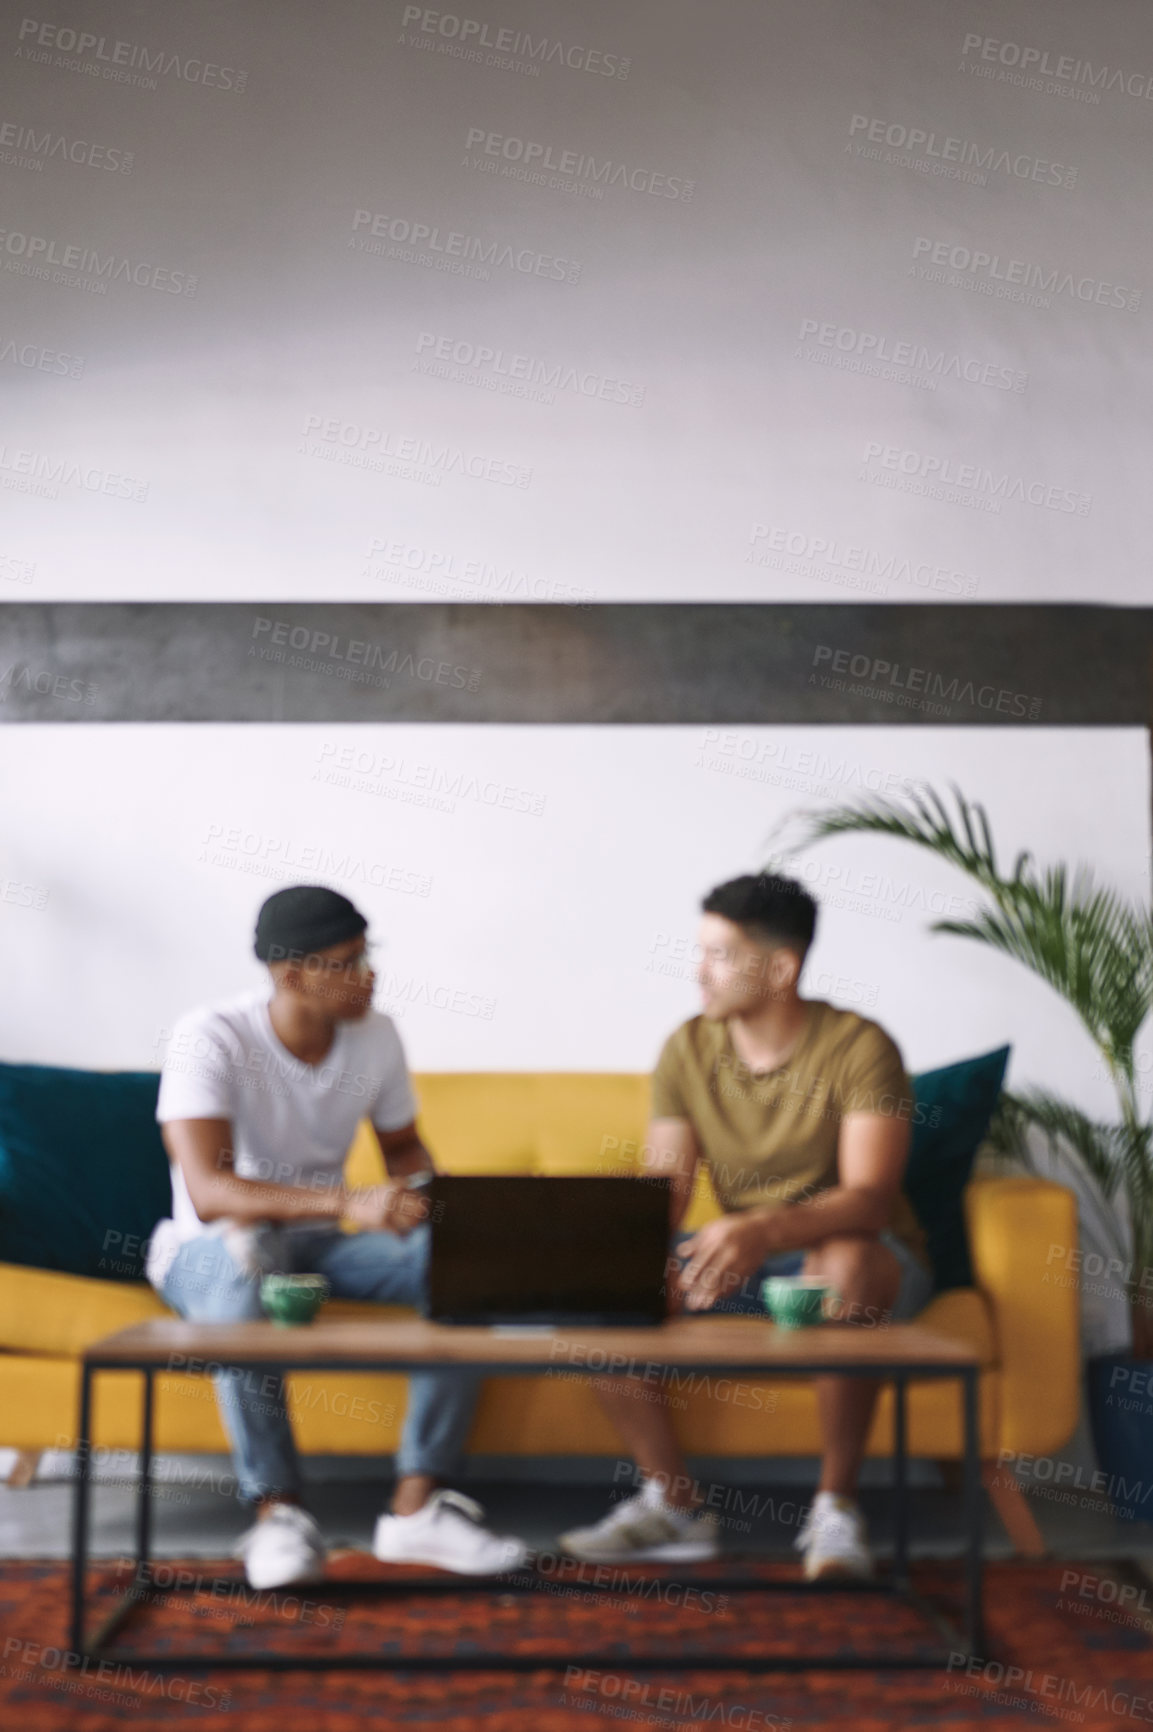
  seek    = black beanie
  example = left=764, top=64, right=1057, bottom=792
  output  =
left=254, top=885, right=367, bottom=963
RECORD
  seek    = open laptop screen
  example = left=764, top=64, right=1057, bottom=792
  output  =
left=426, top=1175, right=672, bottom=1325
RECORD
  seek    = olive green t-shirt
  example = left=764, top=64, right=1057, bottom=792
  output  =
left=651, top=999, right=928, bottom=1267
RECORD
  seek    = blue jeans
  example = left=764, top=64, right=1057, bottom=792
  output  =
left=669, top=1227, right=934, bottom=1320
left=158, top=1222, right=480, bottom=1507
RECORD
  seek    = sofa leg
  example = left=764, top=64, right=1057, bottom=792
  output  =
left=6, top=1450, right=41, bottom=1489
left=981, top=1460, right=1047, bottom=1557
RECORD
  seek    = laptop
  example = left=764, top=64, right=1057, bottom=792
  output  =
left=425, top=1174, right=671, bottom=1326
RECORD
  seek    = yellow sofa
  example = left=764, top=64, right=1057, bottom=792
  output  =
left=0, top=1074, right=1079, bottom=1498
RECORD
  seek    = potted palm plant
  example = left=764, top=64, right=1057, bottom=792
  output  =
left=766, top=782, right=1153, bottom=1516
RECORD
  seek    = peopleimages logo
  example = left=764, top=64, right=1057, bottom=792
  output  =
left=961, top=32, right=1153, bottom=102
left=350, top=208, right=581, bottom=284
left=911, top=236, right=1140, bottom=313
left=463, top=127, right=695, bottom=199
left=0, top=551, right=36, bottom=585
left=300, top=414, right=531, bottom=489
left=747, top=523, right=978, bottom=596
left=0, top=335, right=83, bottom=376
left=0, top=227, right=196, bottom=295
left=365, top=538, right=594, bottom=606
left=398, top=8, right=630, bottom=78
left=0, top=444, right=148, bottom=502
left=811, top=644, right=1042, bottom=719
left=0, top=117, right=133, bottom=172
left=198, top=826, right=432, bottom=900
left=861, top=440, right=1090, bottom=516
left=562, top=1670, right=791, bottom=1730
left=797, top=318, right=1026, bottom=393
left=848, top=113, right=1076, bottom=188
left=250, top=617, right=482, bottom=691
left=0, top=662, right=97, bottom=705
left=15, top=17, right=248, bottom=91
left=413, top=331, right=645, bottom=406
left=314, top=742, right=547, bottom=817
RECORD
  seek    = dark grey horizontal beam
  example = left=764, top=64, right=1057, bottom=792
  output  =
left=0, top=603, right=1149, bottom=724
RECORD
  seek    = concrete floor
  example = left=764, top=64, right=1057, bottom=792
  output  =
left=3, top=1449, right=1153, bottom=1567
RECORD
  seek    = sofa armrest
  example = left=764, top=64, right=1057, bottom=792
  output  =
left=964, top=1174, right=1079, bottom=1457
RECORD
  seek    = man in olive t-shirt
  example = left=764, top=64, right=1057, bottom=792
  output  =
left=559, top=871, right=933, bottom=1581
left=650, top=1000, right=929, bottom=1266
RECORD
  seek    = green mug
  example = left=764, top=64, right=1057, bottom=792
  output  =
left=260, top=1273, right=330, bottom=1327
left=761, top=1277, right=837, bottom=1330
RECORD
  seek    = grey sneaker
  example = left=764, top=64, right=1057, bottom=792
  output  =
left=558, top=1478, right=720, bottom=1563
left=794, top=1492, right=873, bottom=1581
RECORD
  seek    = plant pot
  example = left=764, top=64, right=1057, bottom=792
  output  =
left=1086, top=1354, right=1153, bottom=1523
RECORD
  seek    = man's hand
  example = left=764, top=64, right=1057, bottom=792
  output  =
left=344, top=1183, right=429, bottom=1235
left=677, top=1212, right=779, bottom=1312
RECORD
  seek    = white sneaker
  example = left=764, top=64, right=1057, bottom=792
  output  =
left=558, top=1477, right=720, bottom=1563
left=794, top=1492, right=872, bottom=1581
left=373, top=1488, right=528, bottom=1576
left=232, top=1502, right=327, bottom=1591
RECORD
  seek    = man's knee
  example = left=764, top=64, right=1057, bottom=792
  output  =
left=395, top=1221, right=431, bottom=1273
left=172, top=1239, right=264, bottom=1319
left=808, top=1234, right=899, bottom=1297
left=176, top=1281, right=264, bottom=1324
left=202, top=1274, right=265, bottom=1321
left=341, top=1222, right=430, bottom=1306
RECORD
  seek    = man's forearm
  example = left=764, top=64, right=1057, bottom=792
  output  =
left=639, top=1150, right=698, bottom=1231
left=382, top=1133, right=435, bottom=1180
left=744, top=1186, right=895, bottom=1254
left=191, top=1172, right=362, bottom=1225
left=661, top=1166, right=695, bottom=1230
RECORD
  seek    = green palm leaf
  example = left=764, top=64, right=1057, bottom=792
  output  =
left=769, top=783, right=1153, bottom=1073
left=988, top=1087, right=1130, bottom=1260
left=767, top=781, right=1153, bottom=1298
left=999, top=1087, right=1123, bottom=1200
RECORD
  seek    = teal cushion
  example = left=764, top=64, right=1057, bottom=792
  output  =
left=0, top=1062, right=171, bottom=1282
left=905, top=1045, right=1010, bottom=1291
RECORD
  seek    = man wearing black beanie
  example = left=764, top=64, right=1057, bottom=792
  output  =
left=146, top=884, right=525, bottom=1590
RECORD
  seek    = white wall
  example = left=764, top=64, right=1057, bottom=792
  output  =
left=2, top=725, right=1148, bottom=1115
left=1, top=0, right=1150, bottom=603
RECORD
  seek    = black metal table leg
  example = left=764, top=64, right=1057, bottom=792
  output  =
left=85, top=1366, right=159, bottom=1652
left=136, top=1369, right=154, bottom=1577
left=69, top=1362, right=93, bottom=1657
left=963, top=1367, right=984, bottom=1656
left=892, top=1371, right=909, bottom=1588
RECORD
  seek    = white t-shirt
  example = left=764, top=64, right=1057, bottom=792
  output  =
left=145, top=987, right=417, bottom=1289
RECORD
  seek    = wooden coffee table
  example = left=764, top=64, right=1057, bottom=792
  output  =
left=70, top=1315, right=984, bottom=1671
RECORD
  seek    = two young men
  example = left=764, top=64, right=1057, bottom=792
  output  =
left=148, top=872, right=930, bottom=1590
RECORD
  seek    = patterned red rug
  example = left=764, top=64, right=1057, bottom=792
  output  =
left=2, top=1555, right=1151, bottom=1729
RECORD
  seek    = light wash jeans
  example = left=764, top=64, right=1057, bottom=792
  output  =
left=157, top=1221, right=480, bottom=1507
left=669, top=1226, right=935, bottom=1319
